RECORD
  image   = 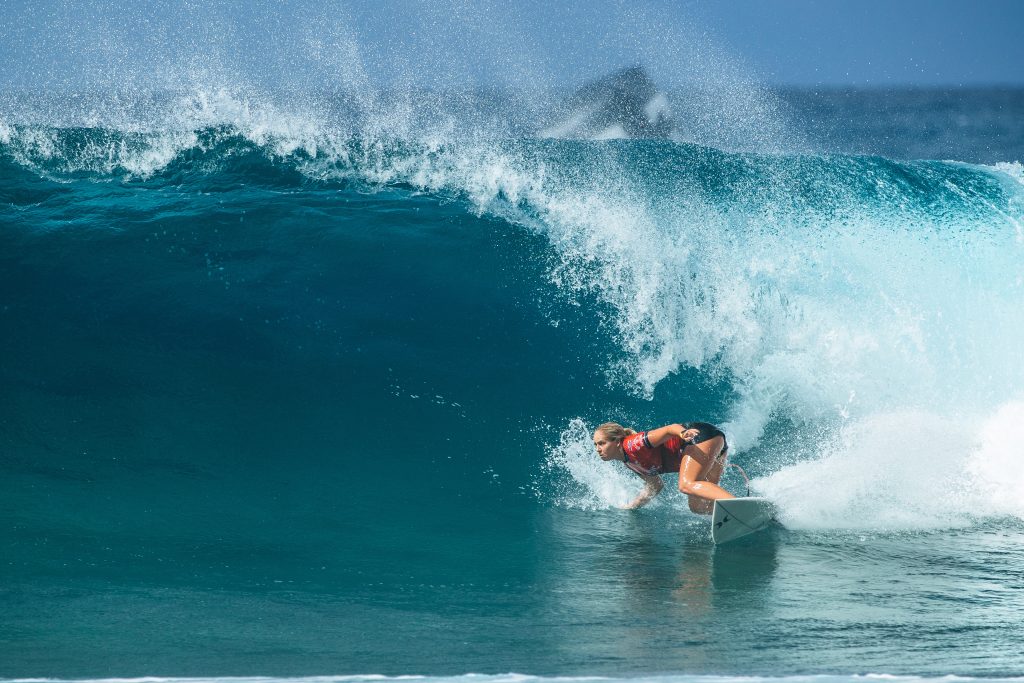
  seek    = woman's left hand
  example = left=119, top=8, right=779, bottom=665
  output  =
left=681, top=427, right=700, bottom=442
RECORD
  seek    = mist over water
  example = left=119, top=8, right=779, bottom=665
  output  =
left=4, top=1, right=1024, bottom=678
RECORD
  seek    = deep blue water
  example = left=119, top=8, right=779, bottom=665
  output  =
left=2, top=88, right=1024, bottom=679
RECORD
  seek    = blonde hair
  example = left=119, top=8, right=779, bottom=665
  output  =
left=594, top=422, right=636, bottom=442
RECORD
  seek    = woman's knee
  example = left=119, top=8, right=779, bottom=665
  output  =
left=678, top=477, right=700, bottom=495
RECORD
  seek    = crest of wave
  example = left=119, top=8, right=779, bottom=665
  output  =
left=0, top=115, right=200, bottom=178
left=0, top=86, right=323, bottom=178
left=0, top=81, right=504, bottom=182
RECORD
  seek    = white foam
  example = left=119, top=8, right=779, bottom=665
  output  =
left=751, top=401, right=1024, bottom=530
left=965, top=400, right=1024, bottom=518
left=542, top=418, right=639, bottom=510
left=992, top=161, right=1024, bottom=187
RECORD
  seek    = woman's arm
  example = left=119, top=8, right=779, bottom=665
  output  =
left=644, top=423, right=700, bottom=447
left=623, top=473, right=664, bottom=509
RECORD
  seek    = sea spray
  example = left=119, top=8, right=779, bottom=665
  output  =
left=967, top=400, right=1024, bottom=518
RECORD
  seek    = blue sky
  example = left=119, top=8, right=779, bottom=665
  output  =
left=691, top=0, right=1024, bottom=86
left=3, top=0, right=1023, bottom=90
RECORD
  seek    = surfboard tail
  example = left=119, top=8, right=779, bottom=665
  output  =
left=711, top=497, right=777, bottom=544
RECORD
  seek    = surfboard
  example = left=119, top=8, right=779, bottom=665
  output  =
left=711, top=497, right=777, bottom=544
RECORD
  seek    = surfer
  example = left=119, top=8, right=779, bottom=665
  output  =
left=593, top=422, right=735, bottom=513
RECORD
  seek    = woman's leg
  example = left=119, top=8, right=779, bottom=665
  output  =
left=678, top=435, right=734, bottom=514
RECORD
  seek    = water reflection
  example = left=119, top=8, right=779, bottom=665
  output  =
left=711, top=536, right=779, bottom=603
left=535, top=506, right=779, bottom=672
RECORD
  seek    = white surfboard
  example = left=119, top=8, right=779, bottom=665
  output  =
left=711, top=497, right=777, bottom=544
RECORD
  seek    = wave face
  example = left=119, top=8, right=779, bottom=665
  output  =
left=3, top=88, right=1024, bottom=677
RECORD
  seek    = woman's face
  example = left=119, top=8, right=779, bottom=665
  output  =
left=593, top=431, right=624, bottom=461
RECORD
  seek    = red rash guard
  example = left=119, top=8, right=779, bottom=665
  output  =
left=621, top=432, right=684, bottom=476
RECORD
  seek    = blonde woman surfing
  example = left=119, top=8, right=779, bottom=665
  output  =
left=592, top=421, right=735, bottom=512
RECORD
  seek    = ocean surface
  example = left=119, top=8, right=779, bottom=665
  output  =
left=2, top=86, right=1024, bottom=680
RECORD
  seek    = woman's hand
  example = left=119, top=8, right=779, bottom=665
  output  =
left=650, top=423, right=700, bottom=445
left=621, top=474, right=663, bottom=509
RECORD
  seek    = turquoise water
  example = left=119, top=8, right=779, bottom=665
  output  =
left=2, top=88, right=1024, bottom=677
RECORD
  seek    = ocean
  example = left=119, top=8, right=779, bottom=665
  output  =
left=2, top=84, right=1024, bottom=680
